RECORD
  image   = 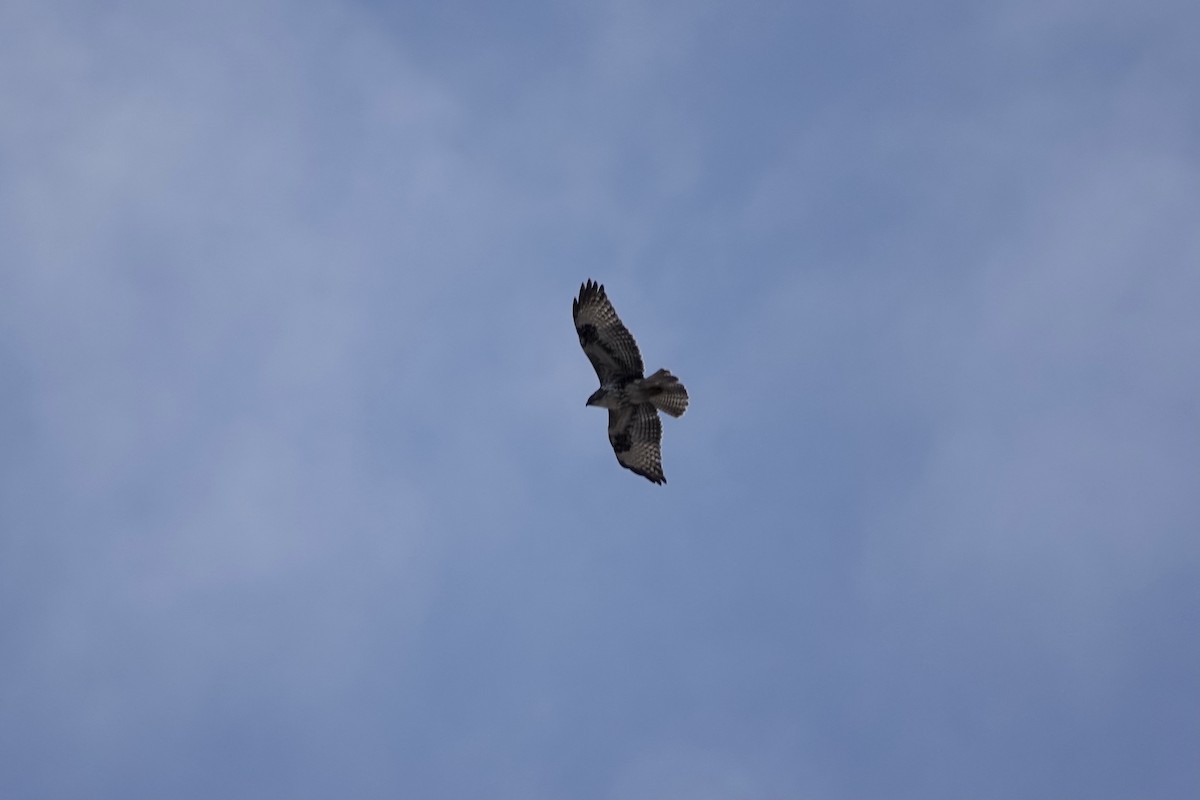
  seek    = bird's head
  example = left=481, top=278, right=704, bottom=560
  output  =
left=586, top=388, right=610, bottom=408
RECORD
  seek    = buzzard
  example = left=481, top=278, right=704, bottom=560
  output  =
left=573, top=279, right=688, bottom=484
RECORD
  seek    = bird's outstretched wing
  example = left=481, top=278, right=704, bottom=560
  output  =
left=573, top=280, right=644, bottom=383
left=607, top=404, right=665, bottom=484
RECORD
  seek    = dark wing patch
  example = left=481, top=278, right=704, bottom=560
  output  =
left=573, top=280, right=644, bottom=383
left=607, top=404, right=665, bottom=485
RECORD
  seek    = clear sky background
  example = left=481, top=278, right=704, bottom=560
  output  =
left=3, top=0, right=1199, bottom=797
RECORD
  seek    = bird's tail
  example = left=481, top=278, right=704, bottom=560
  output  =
left=643, top=368, right=689, bottom=418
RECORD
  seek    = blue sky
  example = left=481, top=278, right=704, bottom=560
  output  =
left=2, top=0, right=1198, bottom=797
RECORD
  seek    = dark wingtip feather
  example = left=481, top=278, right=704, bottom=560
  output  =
left=573, top=279, right=607, bottom=320
left=580, top=279, right=604, bottom=301
left=625, top=464, right=666, bottom=485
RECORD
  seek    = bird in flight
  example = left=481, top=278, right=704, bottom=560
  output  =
left=572, top=279, right=688, bottom=484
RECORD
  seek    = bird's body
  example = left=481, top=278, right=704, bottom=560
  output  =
left=572, top=280, right=688, bottom=484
